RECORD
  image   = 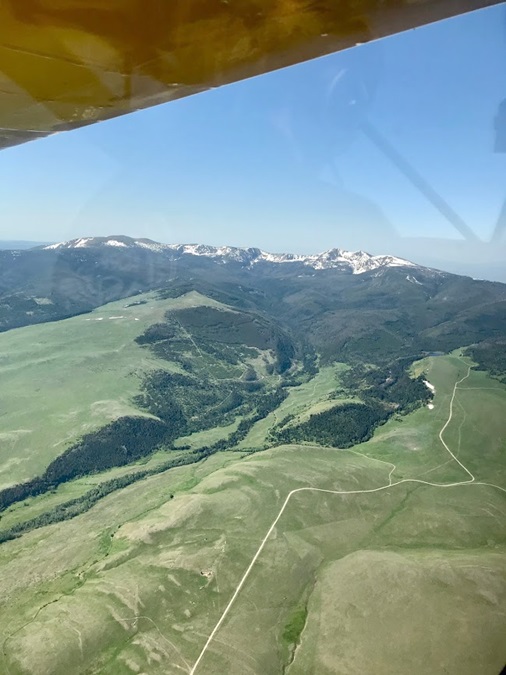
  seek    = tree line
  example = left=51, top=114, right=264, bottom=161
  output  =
left=465, top=340, right=506, bottom=382
left=0, top=385, right=289, bottom=543
left=271, top=402, right=389, bottom=448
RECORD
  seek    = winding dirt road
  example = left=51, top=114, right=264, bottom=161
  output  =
left=189, top=360, right=505, bottom=674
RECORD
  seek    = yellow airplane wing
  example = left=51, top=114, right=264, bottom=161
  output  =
left=0, top=0, right=500, bottom=150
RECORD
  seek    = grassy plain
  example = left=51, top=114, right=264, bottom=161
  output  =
left=0, top=290, right=247, bottom=489
left=0, top=351, right=505, bottom=674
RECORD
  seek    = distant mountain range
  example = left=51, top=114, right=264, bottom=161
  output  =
left=1, top=234, right=505, bottom=365
left=41, top=235, right=419, bottom=275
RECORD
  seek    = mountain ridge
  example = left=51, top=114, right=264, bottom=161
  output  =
left=41, top=234, right=421, bottom=275
left=1, top=233, right=505, bottom=363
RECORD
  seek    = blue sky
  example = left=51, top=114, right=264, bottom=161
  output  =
left=1, top=4, right=505, bottom=272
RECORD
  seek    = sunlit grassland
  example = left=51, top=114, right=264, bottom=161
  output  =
left=237, top=364, right=349, bottom=449
left=358, top=352, right=506, bottom=486
left=0, top=292, right=171, bottom=487
left=0, top=290, right=240, bottom=489
left=0, top=448, right=190, bottom=532
left=173, top=419, right=241, bottom=450
left=0, top=446, right=401, bottom=675
left=0, top=354, right=505, bottom=675
left=289, top=546, right=506, bottom=675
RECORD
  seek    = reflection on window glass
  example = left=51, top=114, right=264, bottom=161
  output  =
left=0, top=6, right=505, bottom=675
left=1, top=5, right=505, bottom=279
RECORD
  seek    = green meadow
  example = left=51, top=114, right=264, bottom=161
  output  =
left=0, top=290, right=257, bottom=489
left=0, top=338, right=504, bottom=674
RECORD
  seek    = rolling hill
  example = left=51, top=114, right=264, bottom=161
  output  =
left=0, top=235, right=505, bottom=674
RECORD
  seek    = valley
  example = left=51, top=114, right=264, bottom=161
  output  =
left=0, top=238, right=505, bottom=674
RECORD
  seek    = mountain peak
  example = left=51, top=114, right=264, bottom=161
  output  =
left=43, top=235, right=146, bottom=250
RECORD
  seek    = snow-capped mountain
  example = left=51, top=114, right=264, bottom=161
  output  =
left=42, top=235, right=418, bottom=275
left=4, top=232, right=504, bottom=348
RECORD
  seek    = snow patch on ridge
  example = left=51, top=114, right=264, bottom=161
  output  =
left=134, top=239, right=167, bottom=252
left=105, top=240, right=127, bottom=247
left=424, top=380, right=436, bottom=392
left=74, top=238, right=93, bottom=248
